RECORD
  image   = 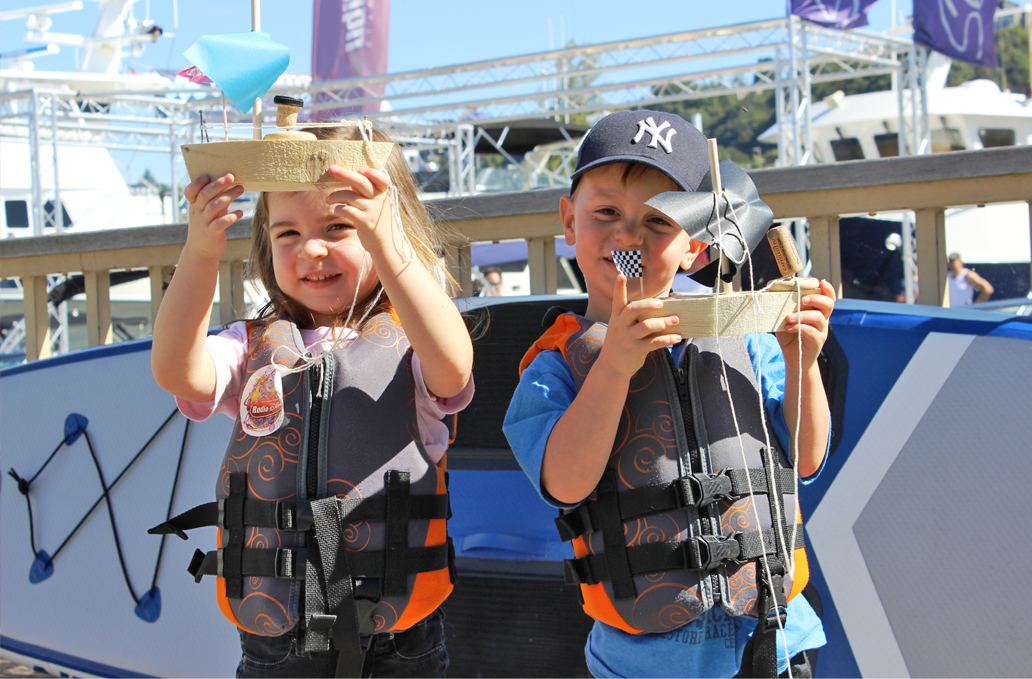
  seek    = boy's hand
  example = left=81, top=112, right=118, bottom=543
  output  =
left=324, top=166, right=393, bottom=253
left=184, top=174, right=244, bottom=260
left=598, top=274, right=682, bottom=379
left=776, top=279, right=836, bottom=369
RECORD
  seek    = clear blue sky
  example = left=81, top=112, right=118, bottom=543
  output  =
left=1, top=0, right=905, bottom=77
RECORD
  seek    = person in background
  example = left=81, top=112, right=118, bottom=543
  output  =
left=481, top=267, right=504, bottom=296
left=947, top=253, right=993, bottom=306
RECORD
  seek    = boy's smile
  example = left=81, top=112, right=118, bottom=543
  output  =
left=268, top=190, right=380, bottom=327
left=561, top=163, right=703, bottom=322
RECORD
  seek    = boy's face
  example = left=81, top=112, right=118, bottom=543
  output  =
left=561, top=163, right=703, bottom=322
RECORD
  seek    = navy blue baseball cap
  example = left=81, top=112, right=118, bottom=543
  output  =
left=571, top=110, right=709, bottom=194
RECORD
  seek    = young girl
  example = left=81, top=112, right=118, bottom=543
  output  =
left=151, top=122, right=474, bottom=678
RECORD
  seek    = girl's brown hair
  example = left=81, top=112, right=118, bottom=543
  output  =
left=249, top=122, right=458, bottom=329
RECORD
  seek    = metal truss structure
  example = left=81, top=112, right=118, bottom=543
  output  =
left=2, top=17, right=932, bottom=223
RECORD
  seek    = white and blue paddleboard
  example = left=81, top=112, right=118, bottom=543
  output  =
left=1, top=341, right=240, bottom=678
left=3, top=297, right=1032, bottom=678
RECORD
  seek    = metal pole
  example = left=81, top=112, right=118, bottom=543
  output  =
left=170, top=119, right=179, bottom=221
left=29, top=89, right=44, bottom=237
left=922, top=50, right=930, bottom=151
left=774, top=46, right=785, bottom=167
left=801, top=20, right=813, bottom=165
left=50, top=94, right=64, bottom=233
left=908, top=46, right=920, bottom=155
left=902, top=213, right=915, bottom=304
left=788, top=14, right=801, bottom=166
left=896, top=55, right=908, bottom=156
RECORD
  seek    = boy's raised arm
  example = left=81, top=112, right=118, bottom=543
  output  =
left=541, top=275, right=682, bottom=504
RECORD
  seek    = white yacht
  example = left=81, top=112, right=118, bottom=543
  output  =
left=759, top=53, right=1032, bottom=304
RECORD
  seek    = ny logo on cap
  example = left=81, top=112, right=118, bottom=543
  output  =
left=631, top=117, right=677, bottom=153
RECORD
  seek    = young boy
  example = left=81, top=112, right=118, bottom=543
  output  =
left=503, top=110, right=835, bottom=678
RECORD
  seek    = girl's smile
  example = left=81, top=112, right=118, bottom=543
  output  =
left=267, top=190, right=379, bottom=327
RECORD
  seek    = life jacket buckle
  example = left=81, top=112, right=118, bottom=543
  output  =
left=274, top=547, right=307, bottom=580
left=277, top=500, right=314, bottom=532
left=678, top=472, right=734, bottom=508
left=217, top=499, right=226, bottom=528
left=216, top=547, right=224, bottom=579
left=684, top=534, right=742, bottom=571
left=355, top=598, right=379, bottom=638
left=562, top=556, right=597, bottom=586
left=554, top=504, right=597, bottom=542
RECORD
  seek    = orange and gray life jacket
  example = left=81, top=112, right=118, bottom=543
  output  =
left=520, top=311, right=809, bottom=640
left=151, top=312, right=454, bottom=677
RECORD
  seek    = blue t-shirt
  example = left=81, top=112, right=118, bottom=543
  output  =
left=503, top=333, right=827, bottom=678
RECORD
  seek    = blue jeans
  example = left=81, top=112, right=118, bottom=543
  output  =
left=236, top=608, right=448, bottom=678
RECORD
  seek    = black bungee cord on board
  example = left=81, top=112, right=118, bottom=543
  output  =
left=7, top=408, right=190, bottom=622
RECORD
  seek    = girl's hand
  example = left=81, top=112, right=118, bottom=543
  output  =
left=598, top=274, right=682, bottom=380
left=776, top=279, right=836, bottom=369
left=185, top=174, right=244, bottom=260
left=324, top=166, right=393, bottom=253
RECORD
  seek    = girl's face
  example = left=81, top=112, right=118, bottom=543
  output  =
left=267, top=190, right=380, bottom=327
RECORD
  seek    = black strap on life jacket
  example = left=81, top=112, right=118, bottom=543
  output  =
left=383, top=470, right=411, bottom=597
left=305, top=492, right=370, bottom=678
left=561, top=526, right=803, bottom=587
left=555, top=467, right=797, bottom=541
left=595, top=469, right=637, bottom=601
left=187, top=541, right=452, bottom=584
left=150, top=494, right=450, bottom=540
left=161, top=469, right=455, bottom=678
left=222, top=473, right=247, bottom=600
left=734, top=557, right=789, bottom=678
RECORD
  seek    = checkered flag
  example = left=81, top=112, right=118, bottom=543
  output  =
left=611, top=250, right=643, bottom=278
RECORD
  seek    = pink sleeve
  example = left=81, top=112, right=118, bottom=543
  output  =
left=175, top=322, right=249, bottom=422
left=411, top=352, right=475, bottom=465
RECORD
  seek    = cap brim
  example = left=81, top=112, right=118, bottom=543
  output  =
left=570, top=156, right=694, bottom=193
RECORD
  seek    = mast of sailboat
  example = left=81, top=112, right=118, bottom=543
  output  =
left=252, top=0, right=262, bottom=140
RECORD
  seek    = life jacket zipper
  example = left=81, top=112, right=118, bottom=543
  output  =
left=670, top=354, right=700, bottom=474
left=306, top=362, right=322, bottom=499
left=672, top=346, right=722, bottom=604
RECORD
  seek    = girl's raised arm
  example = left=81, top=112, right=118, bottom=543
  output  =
left=327, top=166, right=473, bottom=400
left=152, top=173, right=244, bottom=402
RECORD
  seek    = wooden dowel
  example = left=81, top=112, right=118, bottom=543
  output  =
left=252, top=97, right=262, bottom=140
left=708, top=138, right=731, bottom=293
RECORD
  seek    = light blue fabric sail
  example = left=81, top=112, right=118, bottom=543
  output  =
left=183, top=31, right=290, bottom=113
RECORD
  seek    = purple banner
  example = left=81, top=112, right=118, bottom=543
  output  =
left=790, top=0, right=879, bottom=29
left=312, top=0, right=390, bottom=118
left=913, top=0, right=998, bottom=68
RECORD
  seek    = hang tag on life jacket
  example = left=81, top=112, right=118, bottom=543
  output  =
left=240, top=364, right=285, bottom=436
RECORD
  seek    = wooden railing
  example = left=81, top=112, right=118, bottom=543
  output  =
left=3, top=146, right=1031, bottom=362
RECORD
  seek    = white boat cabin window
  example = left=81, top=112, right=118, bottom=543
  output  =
left=875, top=133, right=899, bottom=158
left=978, top=128, right=1015, bottom=148
left=4, top=200, right=29, bottom=228
left=830, top=137, right=864, bottom=161
left=932, top=128, right=965, bottom=153
left=44, top=200, right=72, bottom=228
